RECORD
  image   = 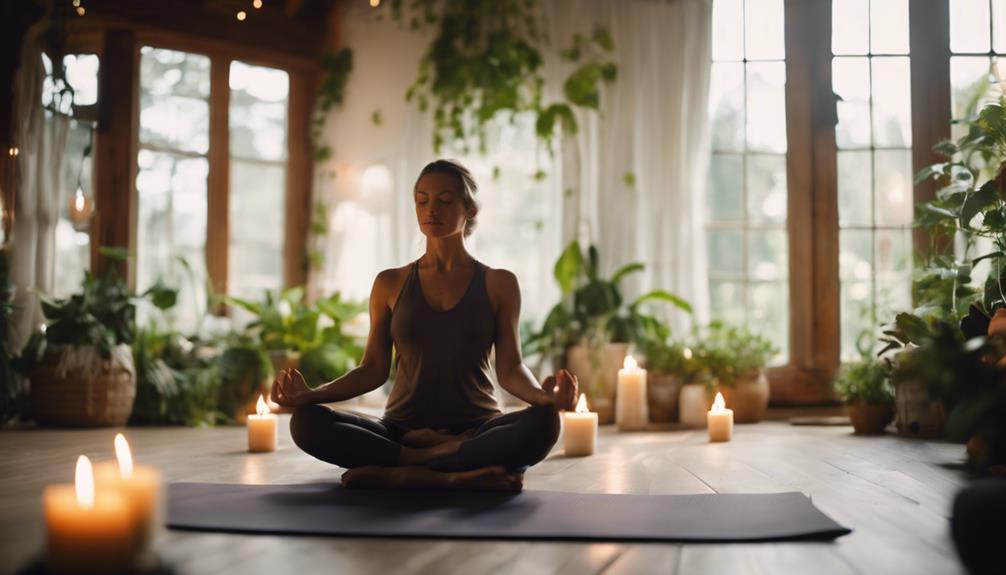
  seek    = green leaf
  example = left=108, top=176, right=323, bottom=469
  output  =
left=631, top=290, right=693, bottom=314
left=610, top=262, right=644, bottom=286
left=142, top=278, right=179, bottom=311
left=592, top=27, right=614, bottom=51
left=960, top=181, right=999, bottom=229
left=553, top=241, right=584, bottom=295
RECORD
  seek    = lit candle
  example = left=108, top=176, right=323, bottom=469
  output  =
left=94, top=434, right=163, bottom=553
left=562, top=394, right=598, bottom=457
left=247, top=394, right=277, bottom=452
left=44, top=455, right=135, bottom=574
left=616, top=355, right=648, bottom=431
left=708, top=392, right=734, bottom=442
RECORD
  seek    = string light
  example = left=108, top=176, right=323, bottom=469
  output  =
left=369, top=0, right=380, bottom=6
left=8, top=147, right=17, bottom=157
left=72, top=0, right=80, bottom=6
left=76, top=6, right=85, bottom=16
left=236, top=10, right=247, bottom=21
left=252, top=0, right=263, bottom=8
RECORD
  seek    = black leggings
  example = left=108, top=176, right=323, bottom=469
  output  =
left=289, top=404, right=561, bottom=473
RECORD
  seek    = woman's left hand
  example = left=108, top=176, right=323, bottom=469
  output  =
left=542, top=369, right=578, bottom=411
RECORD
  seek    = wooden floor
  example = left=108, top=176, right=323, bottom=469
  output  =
left=0, top=415, right=969, bottom=574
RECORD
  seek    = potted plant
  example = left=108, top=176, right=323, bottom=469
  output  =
left=15, top=249, right=177, bottom=427
left=881, top=313, right=950, bottom=437
left=689, top=321, right=776, bottom=423
left=524, top=241, right=691, bottom=423
left=643, top=340, right=700, bottom=423
left=833, top=357, right=895, bottom=434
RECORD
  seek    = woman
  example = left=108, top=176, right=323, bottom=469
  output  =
left=270, top=159, right=578, bottom=491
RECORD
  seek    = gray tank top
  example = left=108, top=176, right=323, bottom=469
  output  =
left=383, top=259, right=502, bottom=428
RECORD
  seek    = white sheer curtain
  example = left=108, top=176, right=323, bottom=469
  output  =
left=10, top=29, right=70, bottom=351
left=544, top=0, right=713, bottom=333
left=314, top=0, right=713, bottom=334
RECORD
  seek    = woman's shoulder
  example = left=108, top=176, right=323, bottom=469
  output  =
left=484, top=266, right=520, bottom=308
left=373, top=263, right=414, bottom=308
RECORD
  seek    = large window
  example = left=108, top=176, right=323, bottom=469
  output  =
left=833, top=0, right=914, bottom=359
left=137, top=47, right=211, bottom=331
left=706, top=0, right=789, bottom=361
left=228, top=61, right=289, bottom=300
left=949, top=0, right=1005, bottom=141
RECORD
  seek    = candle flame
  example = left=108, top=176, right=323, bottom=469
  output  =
left=74, top=187, right=85, bottom=212
left=75, top=455, right=94, bottom=509
left=575, top=393, right=589, bottom=413
left=623, top=355, right=637, bottom=370
left=114, top=433, right=133, bottom=480
left=712, top=392, right=726, bottom=412
left=256, top=394, right=270, bottom=416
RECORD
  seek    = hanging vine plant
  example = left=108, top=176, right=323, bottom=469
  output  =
left=384, top=0, right=617, bottom=155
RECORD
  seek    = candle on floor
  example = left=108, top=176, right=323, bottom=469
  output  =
left=708, top=392, right=734, bottom=442
left=248, top=394, right=278, bottom=452
left=563, top=393, right=598, bottom=456
left=94, top=434, right=163, bottom=552
left=616, top=355, right=648, bottom=431
left=44, top=455, right=135, bottom=574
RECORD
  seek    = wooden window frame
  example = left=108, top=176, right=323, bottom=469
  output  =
left=770, top=0, right=951, bottom=404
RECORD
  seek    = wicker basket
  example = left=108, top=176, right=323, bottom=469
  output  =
left=30, top=345, right=136, bottom=427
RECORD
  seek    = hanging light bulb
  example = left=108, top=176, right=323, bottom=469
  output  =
left=69, top=185, right=95, bottom=230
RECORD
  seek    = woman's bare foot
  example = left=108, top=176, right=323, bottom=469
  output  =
left=401, top=428, right=476, bottom=447
left=341, top=465, right=523, bottom=492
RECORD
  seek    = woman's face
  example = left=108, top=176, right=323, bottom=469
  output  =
left=414, top=172, right=474, bottom=239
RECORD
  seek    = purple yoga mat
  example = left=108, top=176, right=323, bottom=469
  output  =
left=166, top=482, right=851, bottom=543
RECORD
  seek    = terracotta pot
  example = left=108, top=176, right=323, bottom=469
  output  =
left=30, top=345, right=136, bottom=427
left=647, top=372, right=681, bottom=423
left=717, top=371, right=770, bottom=423
left=678, top=383, right=710, bottom=428
left=894, top=377, right=945, bottom=438
left=565, top=343, right=629, bottom=425
left=847, top=402, right=893, bottom=435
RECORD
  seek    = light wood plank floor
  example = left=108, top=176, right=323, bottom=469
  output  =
left=0, top=416, right=968, bottom=574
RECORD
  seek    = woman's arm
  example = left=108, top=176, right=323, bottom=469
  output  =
left=491, top=269, right=577, bottom=410
left=271, top=271, right=396, bottom=407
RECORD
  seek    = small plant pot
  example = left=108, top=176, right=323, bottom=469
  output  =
left=30, top=345, right=136, bottom=427
left=717, top=371, right=770, bottom=423
left=566, top=342, right=629, bottom=425
left=678, top=382, right=710, bottom=428
left=847, top=402, right=893, bottom=435
left=647, top=372, right=681, bottom=423
left=894, top=377, right=945, bottom=438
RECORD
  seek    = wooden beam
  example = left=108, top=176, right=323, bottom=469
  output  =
left=910, top=0, right=952, bottom=261
left=207, top=57, right=231, bottom=301
left=92, top=29, right=138, bottom=279
left=284, top=69, right=317, bottom=289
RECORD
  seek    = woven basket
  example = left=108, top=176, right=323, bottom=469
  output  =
left=30, top=345, right=136, bottom=427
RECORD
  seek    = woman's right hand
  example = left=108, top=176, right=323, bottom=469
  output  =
left=270, top=368, right=314, bottom=407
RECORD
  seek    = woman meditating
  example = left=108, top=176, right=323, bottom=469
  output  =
left=270, top=159, right=578, bottom=491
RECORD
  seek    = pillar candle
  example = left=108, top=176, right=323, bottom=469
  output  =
left=94, top=434, right=162, bottom=552
left=616, top=355, right=648, bottom=431
left=708, top=392, right=734, bottom=442
left=44, top=455, right=135, bottom=574
left=562, top=394, right=598, bottom=456
left=248, top=394, right=278, bottom=452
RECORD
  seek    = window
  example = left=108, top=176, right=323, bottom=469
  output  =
left=949, top=0, right=1005, bottom=143
left=706, top=0, right=789, bottom=361
left=228, top=61, right=289, bottom=300
left=137, top=47, right=211, bottom=331
left=42, top=53, right=100, bottom=297
left=833, top=0, right=913, bottom=359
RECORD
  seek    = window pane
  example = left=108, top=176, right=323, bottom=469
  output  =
left=709, top=281, right=745, bottom=326
left=63, top=55, right=99, bottom=106
left=950, top=0, right=991, bottom=54
left=707, top=154, right=744, bottom=222
left=834, top=57, right=871, bottom=149
left=840, top=280, right=873, bottom=359
left=229, top=61, right=289, bottom=161
left=54, top=120, right=94, bottom=297
left=832, top=0, right=869, bottom=55
left=749, top=282, right=788, bottom=362
left=839, top=229, right=873, bottom=282
left=749, top=230, right=787, bottom=281
left=746, top=62, right=787, bottom=153
left=837, top=150, right=872, bottom=226
left=875, top=228, right=912, bottom=275
left=869, top=0, right=909, bottom=54
left=712, top=0, right=744, bottom=61
left=709, top=63, right=745, bottom=151
left=137, top=48, right=211, bottom=332
left=995, top=0, right=1006, bottom=53
left=876, top=272, right=912, bottom=320
left=707, top=230, right=745, bottom=275
left=744, top=0, right=785, bottom=61
left=746, top=154, right=787, bottom=223
left=871, top=57, right=912, bottom=147
left=873, top=149, right=913, bottom=226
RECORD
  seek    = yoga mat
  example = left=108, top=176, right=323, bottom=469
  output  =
left=167, top=482, right=851, bottom=543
